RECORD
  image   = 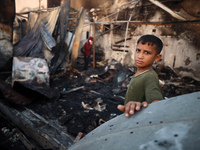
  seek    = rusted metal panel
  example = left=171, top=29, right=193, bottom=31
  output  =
left=69, top=92, right=200, bottom=150
left=129, top=22, right=173, bottom=26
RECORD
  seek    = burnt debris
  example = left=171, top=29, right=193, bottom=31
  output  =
left=0, top=60, right=200, bottom=149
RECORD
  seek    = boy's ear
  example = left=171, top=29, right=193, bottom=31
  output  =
left=155, top=54, right=162, bottom=62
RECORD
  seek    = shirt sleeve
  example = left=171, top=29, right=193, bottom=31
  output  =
left=145, top=78, right=163, bottom=103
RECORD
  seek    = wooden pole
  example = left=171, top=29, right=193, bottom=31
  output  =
left=71, top=8, right=86, bottom=68
left=92, top=23, right=96, bottom=68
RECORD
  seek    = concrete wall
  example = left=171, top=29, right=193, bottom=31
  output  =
left=90, top=0, right=200, bottom=81
left=97, top=27, right=200, bottom=81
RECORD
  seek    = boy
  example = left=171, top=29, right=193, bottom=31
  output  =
left=118, top=34, right=163, bottom=117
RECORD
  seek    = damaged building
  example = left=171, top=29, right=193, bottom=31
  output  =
left=0, top=0, right=200, bottom=149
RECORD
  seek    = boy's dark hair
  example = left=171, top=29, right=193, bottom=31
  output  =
left=137, top=34, right=163, bottom=54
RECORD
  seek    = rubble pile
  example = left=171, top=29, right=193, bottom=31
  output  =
left=15, top=60, right=200, bottom=137
left=0, top=61, right=200, bottom=149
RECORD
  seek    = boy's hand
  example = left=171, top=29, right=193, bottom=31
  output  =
left=117, top=101, right=148, bottom=118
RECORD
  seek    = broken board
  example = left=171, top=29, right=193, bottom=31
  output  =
left=0, top=100, right=74, bottom=149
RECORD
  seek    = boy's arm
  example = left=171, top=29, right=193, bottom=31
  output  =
left=117, top=100, right=160, bottom=118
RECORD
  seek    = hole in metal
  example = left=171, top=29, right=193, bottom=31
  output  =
left=174, top=134, right=178, bottom=137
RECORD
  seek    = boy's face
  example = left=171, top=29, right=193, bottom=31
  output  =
left=134, top=41, right=161, bottom=70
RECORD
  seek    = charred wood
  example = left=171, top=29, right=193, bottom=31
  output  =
left=112, top=45, right=129, bottom=48
left=70, top=8, right=86, bottom=68
left=13, top=81, right=60, bottom=102
left=111, top=48, right=129, bottom=52
left=0, top=80, right=31, bottom=105
left=0, top=102, right=74, bottom=149
left=61, top=86, right=85, bottom=95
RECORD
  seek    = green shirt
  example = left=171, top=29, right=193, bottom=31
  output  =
left=124, top=69, right=163, bottom=105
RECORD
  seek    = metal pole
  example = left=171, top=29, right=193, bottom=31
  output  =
left=39, top=0, right=42, bottom=11
left=122, top=0, right=141, bottom=66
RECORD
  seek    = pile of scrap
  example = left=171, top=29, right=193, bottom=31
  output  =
left=13, top=0, right=73, bottom=73
left=0, top=1, right=87, bottom=149
left=4, top=0, right=87, bottom=106
left=155, top=65, right=200, bottom=98
left=0, top=59, right=130, bottom=149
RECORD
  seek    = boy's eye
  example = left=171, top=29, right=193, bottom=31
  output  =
left=145, top=51, right=150, bottom=54
left=136, top=49, right=140, bottom=52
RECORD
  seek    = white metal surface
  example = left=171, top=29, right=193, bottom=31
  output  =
left=69, top=92, right=200, bottom=150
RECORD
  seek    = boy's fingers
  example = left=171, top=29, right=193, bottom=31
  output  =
left=117, top=105, right=125, bottom=112
left=125, top=104, right=131, bottom=117
left=142, top=101, right=148, bottom=107
left=118, top=102, right=148, bottom=118
left=135, top=102, right=142, bottom=111
left=129, top=103, right=136, bottom=115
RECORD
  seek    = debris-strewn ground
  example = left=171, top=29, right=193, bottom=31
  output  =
left=0, top=61, right=200, bottom=149
left=26, top=61, right=200, bottom=137
left=27, top=69, right=124, bottom=137
left=0, top=113, right=28, bottom=150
